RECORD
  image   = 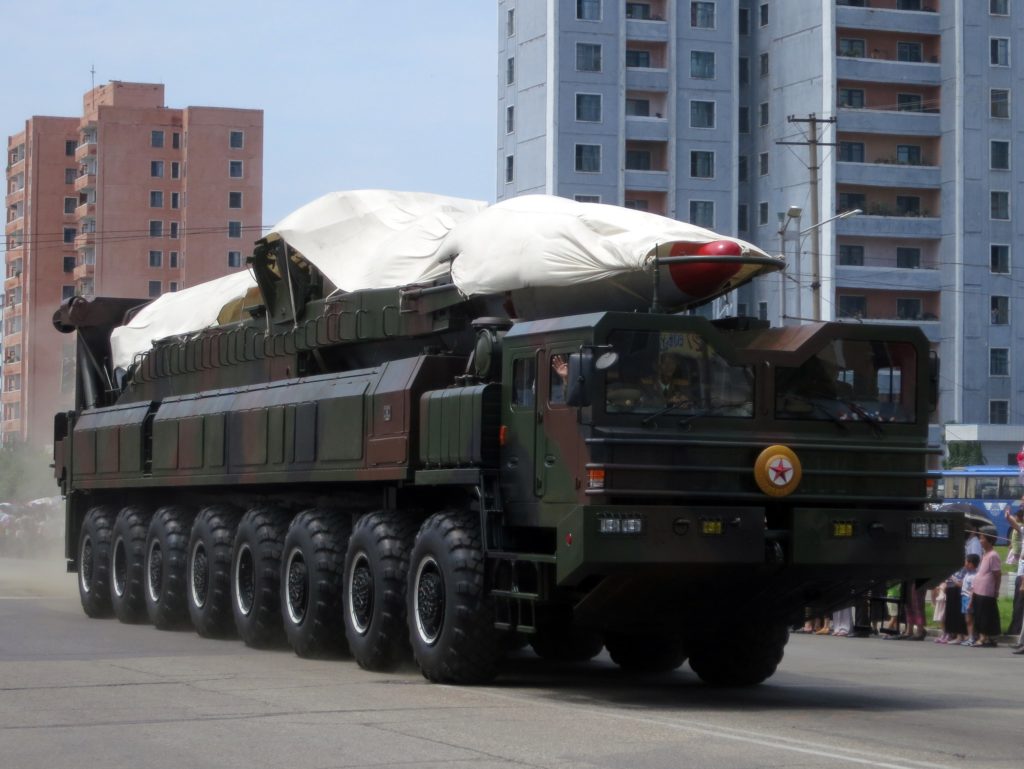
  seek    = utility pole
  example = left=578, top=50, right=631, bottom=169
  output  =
left=778, top=114, right=836, bottom=321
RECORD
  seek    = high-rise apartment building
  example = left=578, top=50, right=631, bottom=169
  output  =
left=3, top=81, right=263, bottom=448
left=498, top=0, right=1021, bottom=462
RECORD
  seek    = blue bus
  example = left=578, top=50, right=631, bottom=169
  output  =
left=935, top=465, right=1023, bottom=540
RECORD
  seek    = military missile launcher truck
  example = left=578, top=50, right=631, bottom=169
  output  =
left=54, top=192, right=960, bottom=686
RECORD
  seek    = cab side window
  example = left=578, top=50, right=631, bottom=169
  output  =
left=511, top=357, right=536, bottom=408
left=549, top=353, right=568, bottom=405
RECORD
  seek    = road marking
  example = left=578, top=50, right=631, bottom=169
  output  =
left=457, top=686, right=958, bottom=769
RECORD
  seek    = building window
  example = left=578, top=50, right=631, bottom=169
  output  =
left=150, top=190, right=164, bottom=208
left=626, top=49, right=651, bottom=68
left=149, top=221, right=163, bottom=237
left=991, top=37, right=1010, bottom=66
left=577, top=0, right=601, bottom=20
left=507, top=8, right=515, bottom=35
left=576, top=43, right=602, bottom=72
left=506, top=56, right=515, bottom=84
left=991, top=0, right=1009, bottom=13
left=896, top=247, right=921, bottom=268
left=689, top=200, right=714, bottom=228
left=172, top=132, right=181, bottom=149
left=225, top=131, right=243, bottom=151
left=626, top=149, right=652, bottom=170
left=506, top=105, right=515, bottom=133
left=758, top=302, right=769, bottom=321
left=738, top=203, right=748, bottom=231
left=838, top=295, right=867, bottom=319
left=739, top=57, right=749, bottom=85
left=991, top=191, right=1010, bottom=219
left=758, top=152, right=769, bottom=175
left=759, top=2, right=768, bottom=26
left=691, top=1, right=715, bottom=28
left=64, top=197, right=77, bottom=214
left=991, top=140, right=1010, bottom=170
left=991, top=89, right=1010, bottom=118
left=228, top=221, right=242, bottom=238
left=991, top=244, right=1010, bottom=273
left=624, top=199, right=649, bottom=211
left=839, top=142, right=865, bottom=163
left=897, top=93, right=923, bottom=112
left=171, top=192, right=180, bottom=209
left=738, top=7, right=749, bottom=34
left=626, top=98, right=650, bottom=117
left=690, top=100, right=716, bottom=128
left=169, top=222, right=179, bottom=239
left=229, top=160, right=243, bottom=178
left=149, top=250, right=162, bottom=268
left=738, top=106, right=749, bottom=133
left=691, top=51, right=715, bottom=79
left=63, top=227, right=76, bottom=244
left=991, top=348, right=1009, bottom=376
left=65, top=139, right=77, bottom=156
left=229, top=191, right=243, bottom=208
left=148, top=281, right=161, bottom=298
left=228, top=251, right=242, bottom=268
left=738, top=155, right=748, bottom=182
left=896, top=298, right=922, bottom=320
left=63, top=256, right=76, bottom=273
left=758, top=201, right=768, bottom=226
left=839, top=245, right=864, bottom=266
left=759, top=52, right=769, bottom=77
left=505, top=155, right=514, bottom=183
left=839, top=38, right=866, bottom=58
left=575, top=195, right=601, bottom=203
left=169, top=282, right=179, bottom=292
left=576, top=93, right=602, bottom=122
left=690, top=151, right=714, bottom=178
left=151, top=130, right=164, bottom=148
left=896, top=195, right=920, bottom=215
left=759, top=102, right=769, bottom=126
left=169, top=251, right=179, bottom=268
left=897, top=42, right=923, bottom=63
left=896, top=144, right=922, bottom=165
left=171, top=161, right=180, bottom=179
left=839, top=192, right=866, bottom=211
left=992, top=295, right=1009, bottom=324
left=65, top=168, right=77, bottom=185
left=839, top=89, right=865, bottom=108
left=151, top=160, right=164, bottom=178
left=897, top=0, right=922, bottom=8
left=990, top=400, right=1010, bottom=425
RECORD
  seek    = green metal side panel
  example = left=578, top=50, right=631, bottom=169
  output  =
left=178, top=417, right=204, bottom=470
left=317, top=383, right=366, bottom=461
left=419, top=384, right=500, bottom=468
left=73, top=429, right=96, bottom=475
left=152, top=420, right=178, bottom=470
left=228, top=410, right=268, bottom=466
left=268, top=406, right=285, bottom=465
left=204, top=414, right=225, bottom=468
left=96, top=427, right=119, bottom=474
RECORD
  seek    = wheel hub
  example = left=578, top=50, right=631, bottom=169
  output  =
left=348, top=551, right=374, bottom=635
left=414, top=556, right=444, bottom=645
left=285, top=548, right=308, bottom=625
left=112, top=536, right=127, bottom=598
left=191, top=540, right=209, bottom=609
left=147, top=539, right=163, bottom=603
left=235, top=543, right=255, bottom=616
left=80, top=535, right=93, bottom=593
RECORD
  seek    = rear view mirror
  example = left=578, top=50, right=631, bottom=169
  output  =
left=566, top=351, right=593, bottom=407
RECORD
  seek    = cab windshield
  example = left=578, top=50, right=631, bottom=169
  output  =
left=603, top=330, right=754, bottom=417
left=774, top=339, right=917, bottom=424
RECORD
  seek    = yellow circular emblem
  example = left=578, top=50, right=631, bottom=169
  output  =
left=754, top=445, right=802, bottom=497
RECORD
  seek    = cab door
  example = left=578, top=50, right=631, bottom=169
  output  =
left=535, top=348, right=580, bottom=503
left=500, top=350, right=538, bottom=508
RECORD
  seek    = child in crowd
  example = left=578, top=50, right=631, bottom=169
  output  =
left=960, top=553, right=980, bottom=646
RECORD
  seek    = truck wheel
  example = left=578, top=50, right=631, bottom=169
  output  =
left=145, top=506, right=195, bottom=630
left=110, top=506, right=153, bottom=623
left=605, top=632, right=687, bottom=673
left=407, top=510, right=503, bottom=683
left=281, top=509, right=350, bottom=658
left=233, top=507, right=289, bottom=648
left=188, top=505, right=241, bottom=638
left=78, top=506, right=115, bottom=618
left=688, top=621, right=789, bottom=686
left=530, top=626, right=604, bottom=662
left=344, top=511, right=418, bottom=670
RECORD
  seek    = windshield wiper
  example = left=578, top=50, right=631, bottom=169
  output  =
left=842, top=400, right=885, bottom=436
left=641, top=400, right=696, bottom=426
left=641, top=400, right=750, bottom=427
left=779, top=394, right=847, bottom=431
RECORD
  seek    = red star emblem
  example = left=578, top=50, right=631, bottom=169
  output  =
left=769, top=458, right=793, bottom=485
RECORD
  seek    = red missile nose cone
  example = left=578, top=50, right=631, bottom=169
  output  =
left=667, top=239, right=742, bottom=299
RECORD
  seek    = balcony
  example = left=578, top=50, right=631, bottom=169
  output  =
left=74, top=173, right=96, bottom=192
left=626, top=19, right=668, bottom=42
left=836, top=160, right=939, bottom=188
left=75, top=202, right=96, bottom=219
left=625, top=115, right=669, bottom=142
left=836, top=264, right=941, bottom=293
left=836, top=57, right=940, bottom=87
left=625, top=67, right=669, bottom=92
left=838, top=107, right=940, bottom=136
left=836, top=212, right=941, bottom=239
left=839, top=315, right=941, bottom=342
left=74, top=231, right=96, bottom=249
left=624, top=169, right=669, bottom=191
left=836, top=4, right=941, bottom=35
left=73, top=263, right=95, bottom=281
left=74, top=141, right=96, bottom=162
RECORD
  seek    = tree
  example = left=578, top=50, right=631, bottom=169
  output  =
left=944, top=440, right=985, bottom=469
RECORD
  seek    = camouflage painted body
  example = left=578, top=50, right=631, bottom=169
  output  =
left=53, top=236, right=961, bottom=684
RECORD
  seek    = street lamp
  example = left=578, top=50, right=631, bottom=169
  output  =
left=803, top=208, right=861, bottom=322
left=777, top=206, right=803, bottom=325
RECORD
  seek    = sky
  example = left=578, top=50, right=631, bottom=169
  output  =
left=5, top=1, right=499, bottom=227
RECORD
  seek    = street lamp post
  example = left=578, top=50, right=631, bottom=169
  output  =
left=801, top=208, right=862, bottom=322
left=777, top=206, right=802, bottom=326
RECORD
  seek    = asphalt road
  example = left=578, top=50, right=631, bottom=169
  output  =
left=0, top=557, right=1016, bottom=769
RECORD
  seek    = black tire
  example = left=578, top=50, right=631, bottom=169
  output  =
left=232, top=507, right=289, bottom=648
left=344, top=511, right=418, bottom=670
left=110, top=506, right=153, bottom=623
left=688, top=621, right=789, bottom=686
left=78, top=506, right=115, bottom=618
left=188, top=505, right=242, bottom=638
left=605, top=632, right=686, bottom=673
left=407, top=510, right=503, bottom=684
left=145, top=506, right=195, bottom=630
left=281, top=509, right=350, bottom=658
left=530, top=626, right=604, bottom=662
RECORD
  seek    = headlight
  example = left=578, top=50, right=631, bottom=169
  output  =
left=931, top=521, right=950, bottom=539
left=910, top=521, right=931, bottom=538
left=599, top=518, right=621, bottom=534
